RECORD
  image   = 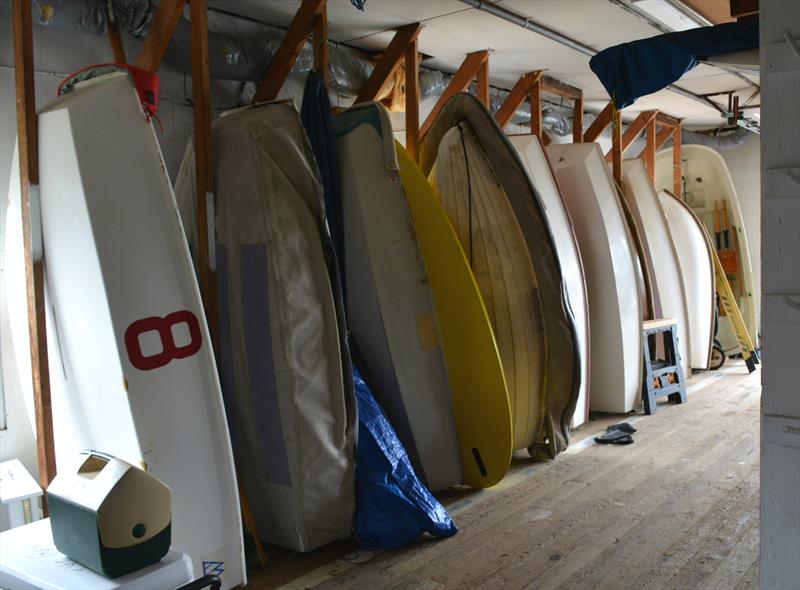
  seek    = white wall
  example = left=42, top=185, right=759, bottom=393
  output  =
left=721, top=134, right=761, bottom=332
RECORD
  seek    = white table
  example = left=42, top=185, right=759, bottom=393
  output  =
left=0, top=519, right=193, bottom=590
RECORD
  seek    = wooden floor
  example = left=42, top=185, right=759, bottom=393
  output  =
left=247, top=362, right=761, bottom=590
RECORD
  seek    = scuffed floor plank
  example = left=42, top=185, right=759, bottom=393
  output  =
left=247, top=364, right=760, bottom=590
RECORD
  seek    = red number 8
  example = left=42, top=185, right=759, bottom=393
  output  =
left=124, top=310, right=203, bottom=371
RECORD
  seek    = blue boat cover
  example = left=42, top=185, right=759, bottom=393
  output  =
left=590, top=20, right=758, bottom=108
left=353, top=367, right=458, bottom=550
left=301, top=70, right=345, bottom=272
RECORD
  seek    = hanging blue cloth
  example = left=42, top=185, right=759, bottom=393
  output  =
left=350, top=0, right=366, bottom=10
left=353, top=367, right=458, bottom=550
left=590, top=20, right=758, bottom=109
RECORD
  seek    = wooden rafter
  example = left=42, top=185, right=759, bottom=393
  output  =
left=420, top=50, right=489, bottom=140
left=12, top=0, right=57, bottom=500
left=541, top=75, right=582, bottom=100
left=494, top=71, right=541, bottom=128
left=312, top=8, right=329, bottom=85
left=605, top=110, right=657, bottom=161
left=654, top=126, right=675, bottom=150
left=355, top=23, right=422, bottom=103
left=254, top=0, right=327, bottom=103
left=405, top=36, right=421, bottom=162
left=583, top=102, right=613, bottom=143
left=135, top=0, right=186, bottom=71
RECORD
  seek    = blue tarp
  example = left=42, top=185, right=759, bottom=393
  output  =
left=353, top=367, right=458, bottom=550
left=590, top=20, right=758, bottom=109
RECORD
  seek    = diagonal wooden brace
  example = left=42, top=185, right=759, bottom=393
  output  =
left=420, top=50, right=489, bottom=140
left=356, top=23, right=422, bottom=103
left=135, top=0, right=186, bottom=71
left=255, top=0, right=327, bottom=103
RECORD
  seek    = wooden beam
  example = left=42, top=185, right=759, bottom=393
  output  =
left=530, top=74, right=542, bottom=139
left=573, top=96, right=583, bottom=143
left=189, top=0, right=215, bottom=339
left=494, top=71, right=541, bottom=128
left=612, top=105, right=622, bottom=185
left=420, top=50, right=489, bottom=139
left=730, top=0, right=758, bottom=18
left=542, top=131, right=553, bottom=146
left=107, top=5, right=128, bottom=64
left=255, top=0, right=326, bottom=103
left=476, top=56, right=490, bottom=108
left=135, top=0, right=185, bottom=71
left=312, top=9, right=329, bottom=85
left=605, top=110, right=657, bottom=161
left=355, top=23, right=421, bottom=103
left=405, top=37, right=420, bottom=162
left=541, top=75, right=582, bottom=100
left=655, top=111, right=681, bottom=128
left=673, top=125, right=682, bottom=196
left=643, top=114, right=656, bottom=181
left=12, top=0, right=57, bottom=498
left=583, top=102, right=613, bottom=143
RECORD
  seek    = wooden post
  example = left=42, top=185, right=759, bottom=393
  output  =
left=476, top=56, right=490, bottom=108
left=354, top=23, right=422, bottom=104
left=254, top=0, right=327, bottom=103
left=420, top=50, right=489, bottom=140
left=643, top=114, right=656, bottom=182
left=312, top=7, right=329, bottom=84
left=573, top=96, right=583, bottom=143
left=530, top=74, right=542, bottom=139
left=189, top=0, right=215, bottom=338
left=107, top=3, right=128, bottom=64
left=12, top=0, right=57, bottom=498
left=673, top=125, right=682, bottom=197
left=583, top=102, right=613, bottom=143
left=405, top=37, right=420, bottom=162
left=612, top=105, right=622, bottom=185
left=135, top=0, right=186, bottom=71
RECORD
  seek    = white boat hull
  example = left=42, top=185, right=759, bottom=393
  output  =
left=621, top=159, right=692, bottom=379
left=34, top=73, right=244, bottom=587
left=547, top=143, right=643, bottom=413
left=510, top=135, right=590, bottom=429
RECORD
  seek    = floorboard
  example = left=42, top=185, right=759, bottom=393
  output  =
left=245, top=362, right=760, bottom=590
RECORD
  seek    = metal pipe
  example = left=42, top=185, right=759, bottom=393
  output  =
left=460, top=0, right=729, bottom=116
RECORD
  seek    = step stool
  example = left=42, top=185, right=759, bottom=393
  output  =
left=642, top=318, right=687, bottom=415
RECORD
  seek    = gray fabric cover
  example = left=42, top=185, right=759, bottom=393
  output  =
left=175, top=101, right=356, bottom=552
left=420, top=93, right=581, bottom=459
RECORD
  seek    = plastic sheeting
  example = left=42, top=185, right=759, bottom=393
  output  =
left=590, top=20, right=759, bottom=108
left=353, top=368, right=457, bottom=550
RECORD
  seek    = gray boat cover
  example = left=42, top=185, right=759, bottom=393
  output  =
left=420, top=93, right=581, bottom=459
left=175, top=101, right=356, bottom=552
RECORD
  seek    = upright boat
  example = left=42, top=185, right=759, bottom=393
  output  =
left=621, top=159, right=691, bottom=379
left=176, top=101, right=356, bottom=553
left=658, top=190, right=715, bottom=370
left=546, top=143, right=643, bottom=413
left=422, top=93, right=580, bottom=458
left=24, top=72, right=244, bottom=587
left=509, top=134, right=591, bottom=429
left=334, top=103, right=463, bottom=490
left=655, top=144, right=758, bottom=353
